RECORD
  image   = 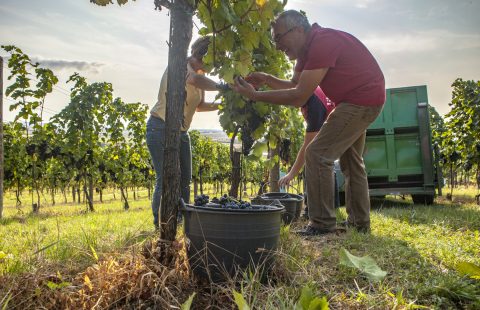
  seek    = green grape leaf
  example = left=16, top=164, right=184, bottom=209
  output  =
left=222, top=68, right=235, bottom=84
left=198, top=27, right=210, bottom=36
left=307, top=297, right=329, bottom=310
left=235, top=60, right=250, bottom=78
left=252, top=123, right=266, bottom=139
left=294, top=286, right=329, bottom=310
left=254, top=102, right=270, bottom=116
left=339, top=248, right=387, bottom=282
left=295, top=286, right=315, bottom=310
left=252, top=141, right=268, bottom=157
left=457, top=261, right=480, bottom=280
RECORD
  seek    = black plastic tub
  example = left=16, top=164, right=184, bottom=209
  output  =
left=182, top=203, right=284, bottom=282
left=251, top=192, right=304, bottom=224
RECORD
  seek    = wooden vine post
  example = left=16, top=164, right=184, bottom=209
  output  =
left=155, top=0, right=195, bottom=264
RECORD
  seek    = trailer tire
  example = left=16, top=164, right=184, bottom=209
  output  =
left=339, top=191, right=345, bottom=206
left=411, top=194, right=434, bottom=205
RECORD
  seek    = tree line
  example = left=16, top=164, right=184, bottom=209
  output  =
left=1, top=45, right=302, bottom=215
left=429, top=79, right=480, bottom=197
left=2, top=50, right=478, bottom=216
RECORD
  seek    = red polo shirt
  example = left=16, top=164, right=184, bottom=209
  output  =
left=295, top=24, right=385, bottom=106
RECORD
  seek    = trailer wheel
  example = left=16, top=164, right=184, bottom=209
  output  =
left=411, top=194, right=434, bottom=205
left=339, top=191, right=345, bottom=206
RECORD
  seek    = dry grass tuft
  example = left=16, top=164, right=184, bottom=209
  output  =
left=1, top=238, right=197, bottom=309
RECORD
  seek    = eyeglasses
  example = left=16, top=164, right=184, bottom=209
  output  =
left=272, top=27, right=296, bottom=44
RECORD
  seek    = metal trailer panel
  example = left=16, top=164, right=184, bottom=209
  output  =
left=335, top=85, right=437, bottom=204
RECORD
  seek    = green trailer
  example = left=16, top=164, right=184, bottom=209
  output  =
left=336, top=85, right=442, bottom=205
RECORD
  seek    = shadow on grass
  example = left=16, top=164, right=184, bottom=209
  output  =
left=369, top=197, right=480, bottom=231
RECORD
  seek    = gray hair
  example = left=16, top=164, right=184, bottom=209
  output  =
left=191, top=36, right=211, bottom=59
left=273, top=10, right=311, bottom=31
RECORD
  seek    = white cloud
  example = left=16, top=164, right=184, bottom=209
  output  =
left=355, top=0, right=377, bottom=9
left=31, top=58, right=105, bottom=74
left=364, top=30, right=480, bottom=55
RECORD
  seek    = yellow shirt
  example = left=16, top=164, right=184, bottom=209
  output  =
left=150, top=63, right=203, bottom=131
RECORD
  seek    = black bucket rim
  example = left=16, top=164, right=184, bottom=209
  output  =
left=257, top=192, right=303, bottom=201
left=183, top=203, right=285, bottom=214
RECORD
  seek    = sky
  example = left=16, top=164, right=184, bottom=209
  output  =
left=1, top=0, right=479, bottom=129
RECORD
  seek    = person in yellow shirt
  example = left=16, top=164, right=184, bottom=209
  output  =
left=146, top=36, right=224, bottom=229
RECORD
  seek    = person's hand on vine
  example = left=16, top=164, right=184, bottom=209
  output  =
left=232, top=76, right=257, bottom=100
left=245, top=72, right=269, bottom=88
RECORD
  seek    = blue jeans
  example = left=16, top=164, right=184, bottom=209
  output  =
left=146, top=116, right=192, bottom=227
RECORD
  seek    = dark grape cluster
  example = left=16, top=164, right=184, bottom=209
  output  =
left=240, top=103, right=264, bottom=156
left=240, top=126, right=255, bottom=156
left=194, top=194, right=210, bottom=206
left=25, top=140, right=63, bottom=161
left=212, top=194, right=252, bottom=209
left=216, top=82, right=231, bottom=91
left=279, top=138, right=291, bottom=163
left=194, top=194, right=254, bottom=209
left=25, top=144, right=36, bottom=156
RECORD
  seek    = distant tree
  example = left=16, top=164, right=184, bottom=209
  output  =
left=441, top=78, right=480, bottom=195
left=2, top=45, right=59, bottom=212
left=3, top=122, right=28, bottom=206
left=429, top=104, right=445, bottom=149
left=52, top=73, right=113, bottom=211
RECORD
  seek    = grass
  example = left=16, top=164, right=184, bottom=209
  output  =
left=1, top=187, right=479, bottom=309
left=0, top=190, right=154, bottom=275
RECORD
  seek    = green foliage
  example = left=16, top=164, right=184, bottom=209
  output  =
left=429, top=104, right=444, bottom=148
left=2, top=45, right=58, bottom=129
left=2, top=45, right=62, bottom=210
left=196, top=0, right=301, bottom=157
left=2, top=122, right=28, bottom=194
left=295, top=286, right=329, bottom=310
left=2, top=45, right=151, bottom=211
left=440, top=79, right=480, bottom=184
left=46, top=281, right=71, bottom=290
left=181, top=292, right=196, bottom=310
left=457, top=261, right=480, bottom=280
left=190, top=130, right=236, bottom=191
left=233, top=290, right=251, bottom=310
left=339, top=248, right=387, bottom=282
left=90, top=0, right=134, bottom=6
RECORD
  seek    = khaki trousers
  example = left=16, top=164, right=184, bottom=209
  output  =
left=305, top=103, right=383, bottom=230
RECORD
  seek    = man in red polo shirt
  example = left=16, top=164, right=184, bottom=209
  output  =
left=233, top=10, right=385, bottom=236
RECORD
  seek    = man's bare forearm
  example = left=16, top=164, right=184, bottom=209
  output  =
left=188, top=74, right=218, bottom=91
left=265, top=74, right=297, bottom=90
left=196, top=102, right=220, bottom=112
left=253, top=88, right=307, bottom=107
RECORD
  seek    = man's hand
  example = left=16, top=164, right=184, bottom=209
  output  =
left=232, top=76, right=257, bottom=100
left=245, top=72, right=269, bottom=88
left=279, top=173, right=294, bottom=188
